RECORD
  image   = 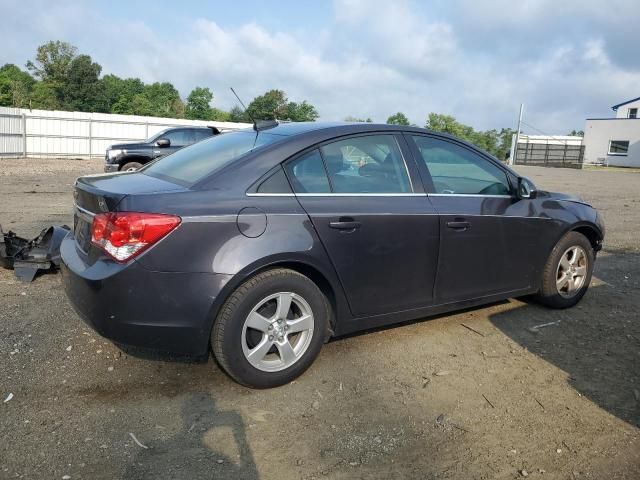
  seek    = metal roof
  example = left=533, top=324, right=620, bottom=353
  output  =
left=611, top=96, right=640, bottom=111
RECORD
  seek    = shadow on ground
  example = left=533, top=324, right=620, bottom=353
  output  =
left=125, top=391, right=260, bottom=479
left=490, top=250, right=640, bottom=428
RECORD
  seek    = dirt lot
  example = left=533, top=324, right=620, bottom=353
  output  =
left=1, top=158, right=638, bottom=480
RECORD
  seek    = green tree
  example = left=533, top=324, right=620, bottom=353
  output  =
left=425, top=113, right=514, bottom=160
left=568, top=129, right=584, bottom=137
left=62, top=54, right=107, bottom=112
left=246, top=89, right=289, bottom=120
left=185, top=86, right=214, bottom=120
left=246, top=89, right=318, bottom=121
left=29, top=82, right=60, bottom=110
left=102, top=74, right=144, bottom=113
left=141, top=82, right=184, bottom=117
left=130, top=93, right=155, bottom=116
left=209, top=107, right=231, bottom=121
left=228, top=105, right=248, bottom=122
left=386, top=112, right=410, bottom=125
left=286, top=100, right=319, bottom=122
left=26, top=41, right=77, bottom=83
left=0, top=64, right=35, bottom=107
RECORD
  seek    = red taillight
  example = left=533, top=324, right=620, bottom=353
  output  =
left=90, top=212, right=181, bottom=262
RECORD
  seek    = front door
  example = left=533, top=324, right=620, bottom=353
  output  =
left=284, top=134, right=440, bottom=317
left=407, top=134, right=547, bottom=303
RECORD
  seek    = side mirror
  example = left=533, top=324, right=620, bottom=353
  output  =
left=156, top=138, right=170, bottom=148
left=517, top=177, right=537, bottom=199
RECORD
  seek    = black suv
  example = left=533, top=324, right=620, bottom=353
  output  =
left=104, top=126, right=220, bottom=172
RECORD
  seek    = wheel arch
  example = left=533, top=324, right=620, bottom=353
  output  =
left=206, top=256, right=350, bottom=341
left=571, top=223, right=603, bottom=251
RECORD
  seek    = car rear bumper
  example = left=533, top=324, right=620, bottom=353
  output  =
left=60, top=235, right=232, bottom=355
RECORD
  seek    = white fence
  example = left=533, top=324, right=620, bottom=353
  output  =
left=0, top=106, right=251, bottom=159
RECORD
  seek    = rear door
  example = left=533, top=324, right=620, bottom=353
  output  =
left=284, top=133, right=440, bottom=317
left=406, top=134, right=544, bottom=303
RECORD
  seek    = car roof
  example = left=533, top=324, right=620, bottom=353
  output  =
left=240, top=121, right=430, bottom=137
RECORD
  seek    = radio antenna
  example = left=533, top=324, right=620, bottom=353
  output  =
left=230, top=87, right=256, bottom=129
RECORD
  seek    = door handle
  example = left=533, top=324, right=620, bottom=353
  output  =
left=446, top=220, right=471, bottom=231
left=329, top=217, right=361, bottom=231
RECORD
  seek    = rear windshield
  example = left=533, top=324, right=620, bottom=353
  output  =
left=143, top=131, right=283, bottom=185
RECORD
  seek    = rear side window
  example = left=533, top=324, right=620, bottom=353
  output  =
left=144, top=131, right=282, bottom=185
left=284, top=150, right=331, bottom=193
left=411, top=136, right=510, bottom=195
left=257, top=167, right=292, bottom=193
left=319, top=135, right=411, bottom=193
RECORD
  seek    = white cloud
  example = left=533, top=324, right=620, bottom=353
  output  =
left=1, top=0, right=639, bottom=132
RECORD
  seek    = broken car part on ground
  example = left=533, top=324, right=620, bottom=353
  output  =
left=0, top=225, right=69, bottom=282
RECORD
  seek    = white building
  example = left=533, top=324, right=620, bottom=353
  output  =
left=583, top=96, right=640, bottom=167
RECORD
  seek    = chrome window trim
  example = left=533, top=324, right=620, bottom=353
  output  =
left=428, top=193, right=513, bottom=198
left=246, top=192, right=514, bottom=198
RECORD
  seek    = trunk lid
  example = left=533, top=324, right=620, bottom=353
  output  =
left=73, top=172, right=186, bottom=254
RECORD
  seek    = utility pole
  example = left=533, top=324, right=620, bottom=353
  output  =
left=511, top=103, right=524, bottom=165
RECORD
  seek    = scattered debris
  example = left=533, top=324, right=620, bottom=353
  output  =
left=128, top=432, right=148, bottom=449
left=66, top=346, right=72, bottom=352
left=62, top=475, right=71, bottom=480
left=482, top=394, right=495, bottom=409
left=527, top=320, right=561, bottom=334
left=312, top=400, right=320, bottom=410
left=216, top=459, right=224, bottom=464
left=434, top=371, right=451, bottom=376
left=461, top=323, right=485, bottom=337
left=4, top=393, right=14, bottom=403
left=107, top=366, right=114, bottom=372
left=0, top=224, right=70, bottom=282
left=519, top=469, right=529, bottom=477
left=535, top=398, right=545, bottom=410
left=556, top=448, right=562, bottom=454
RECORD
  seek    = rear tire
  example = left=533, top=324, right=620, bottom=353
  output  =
left=121, top=161, right=143, bottom=172
left=535, top=231, right=594, bottom=309
left=211, top=268, right=330, bottom=388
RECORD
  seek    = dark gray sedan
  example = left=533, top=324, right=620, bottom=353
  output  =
left=61, top=122, right=604, bottom=388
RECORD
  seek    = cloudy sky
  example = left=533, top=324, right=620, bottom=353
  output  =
left=1, top=0, right=639, bottom=133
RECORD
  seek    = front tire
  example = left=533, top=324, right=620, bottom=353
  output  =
left=120, top=161, right=143, bottom=172
left=535, top=231, right=595, bottom=309
left=211, top=268, right=330, bottom=388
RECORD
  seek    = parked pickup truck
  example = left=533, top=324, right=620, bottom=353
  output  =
left=104, top=126, right=220, bottom=172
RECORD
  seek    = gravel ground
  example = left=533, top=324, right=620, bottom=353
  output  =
left=0, top=158, right=638, bottom=480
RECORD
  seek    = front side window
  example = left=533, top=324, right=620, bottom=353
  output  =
left=411, top=136, right=510, bottom=195
left=162, top=129, right=189, bottom=146
left=284, top=149, right=331, bottom=193
left=628, top=108, right=638, bottom=119
left=144, top=131, right=282, bottom=185
left=608, top=140, right=629, bottom=155
left=319, top=135, right=411, bottom=193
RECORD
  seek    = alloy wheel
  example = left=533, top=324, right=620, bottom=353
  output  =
left=241, top=292, right=314, bottom=372
left=556, top=245, right=588, bottom=297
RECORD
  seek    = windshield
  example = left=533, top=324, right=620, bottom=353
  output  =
left=146, top=128, right=170, bottom=143
left=143, top=131, right=284, bottom=185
